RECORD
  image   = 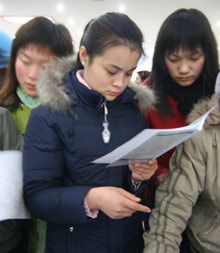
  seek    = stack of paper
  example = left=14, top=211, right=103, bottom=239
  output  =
left=0, top=151, right=30, bottom=221
left=93, top=107, right=214, bottom=167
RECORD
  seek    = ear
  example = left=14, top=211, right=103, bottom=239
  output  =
left=79, top=46, right=88, bottom=66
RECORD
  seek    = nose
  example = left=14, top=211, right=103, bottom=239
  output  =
left=112, top=73, right=126, bottom=88
left=28, top=65, right=40, bottom=81
left=178, top=60, right=190, bottom=74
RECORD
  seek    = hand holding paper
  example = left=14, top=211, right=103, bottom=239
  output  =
left=129, top=159, right=158, bottom=181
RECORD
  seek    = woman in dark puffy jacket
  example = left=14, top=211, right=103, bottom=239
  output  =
left=23, top=12, right=157, bottom=253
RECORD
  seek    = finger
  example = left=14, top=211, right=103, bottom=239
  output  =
left=137, top=168, right=157, bottom=176
left=125, top=200, right=151, bottom=213
left=131, top=167, right=156, bottom=173
left=111, top=211, right=134, bottom=219
left=131, top=164, right=157, bottom=171
left=120, top=188, right=141, bottom=202
left=148, top=159, right=157, bottom=165
left=133, top=161, right=155, bottom=166
left=131, top=172, right=143, bottom=181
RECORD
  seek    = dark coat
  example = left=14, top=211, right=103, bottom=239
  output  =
left=23, top=56, right=156, bottom=253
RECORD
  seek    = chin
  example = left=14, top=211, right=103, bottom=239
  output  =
left=177, top=81, right=193, bottom=87
left=26, top=90, right=37, bottom=97
left=105, top=96, right=117, bottom=101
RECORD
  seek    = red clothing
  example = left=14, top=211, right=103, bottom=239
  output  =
left=145, top=95, right=187, bottom=203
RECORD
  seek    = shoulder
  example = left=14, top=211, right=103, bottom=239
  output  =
left=0, top=107, right=13, bottom=127
left=187, top=93, right=220, bottom=127
left=129, top=82, right=157, bottom=111
left=0, top=107, right=15, bottom=125
left=36, top=55, right=78, bottom=113
left=0, top=106, right=10, bottom=116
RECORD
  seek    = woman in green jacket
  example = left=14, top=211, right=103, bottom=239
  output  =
left=0, top=16, right=74, bottom=253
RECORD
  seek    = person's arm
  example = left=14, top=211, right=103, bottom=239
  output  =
left=23, top=107, right=94, bottom=225
left=23, top=107, right=151, bottom=224
left=143, top=132, right=206, bottom=252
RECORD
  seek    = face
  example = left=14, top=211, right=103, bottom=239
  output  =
left=165, top=47, right=205, bottom=87
left=15, top=44, right=55, bottom=97
left=80, top=45, right=141, bottom=101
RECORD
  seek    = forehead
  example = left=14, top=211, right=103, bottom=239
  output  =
left=167, top=46, right=203, bottom=55
left=92, top=45, right=141, bottom=68
left=167, top=43, right=203, bottom=53
left=17, top=43, right=54, bottom=58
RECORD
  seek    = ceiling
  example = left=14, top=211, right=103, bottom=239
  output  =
left=0, top=0, right=220, bottom=71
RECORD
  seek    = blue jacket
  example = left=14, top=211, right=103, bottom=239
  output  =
left=23, top=56, right=156, bottom=253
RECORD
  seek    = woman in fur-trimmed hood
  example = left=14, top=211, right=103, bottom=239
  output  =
left=144, top=92, right=220, bottom=253
left=23, top=12, right=157, bottom=253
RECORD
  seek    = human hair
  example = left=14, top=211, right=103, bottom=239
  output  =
left=149, top=8, right=219, bottom=115
left=137, top=70, right=150, bottom=82
left=76, top=12, right=144, bottom=69
left=0, top=16, right=74, bottom=109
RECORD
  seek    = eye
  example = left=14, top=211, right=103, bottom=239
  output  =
left=190, top=55, right=202, bottom=61
left=168, top=58, right=178, bottom=63
left=41, top=63, right=49, bottom=69
left=18, top=55, right=30, bottom=65
left=21, top=58, right=30, bottom=65
left=191, top=57, right=200, bottom=61
left=107, top=70, right=117, bottom=75
left=126, top=72, right=132, bottom=77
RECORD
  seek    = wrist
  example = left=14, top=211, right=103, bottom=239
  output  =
left=85, top=187, right=101, bottom=210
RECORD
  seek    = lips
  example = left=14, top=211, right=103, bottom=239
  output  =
left=27, top=83, right=36, bottom=91
left=179, top=77, right=191, bottom=82
left=111, top=91, right=121, bottom=96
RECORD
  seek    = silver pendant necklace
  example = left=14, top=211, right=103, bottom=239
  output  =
left=102, top=101, right=111, bottom=144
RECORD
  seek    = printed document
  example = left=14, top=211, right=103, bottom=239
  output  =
left=0, top=150, right=30, bottom=221
left=93, top=107, right=215, bottom=167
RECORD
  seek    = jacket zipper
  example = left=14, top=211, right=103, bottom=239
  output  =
left=102, top=100, right=111, bottom=144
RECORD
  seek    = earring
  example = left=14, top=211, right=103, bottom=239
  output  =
left=82, top=60, right=86, bottom=66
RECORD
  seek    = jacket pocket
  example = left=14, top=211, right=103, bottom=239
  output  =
left=197, top=213, right=220, bottom=237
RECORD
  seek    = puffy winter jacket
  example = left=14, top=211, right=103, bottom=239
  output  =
left=23, top=56, right=156, bottom=253
left=144, top=93, right=220, bottom=253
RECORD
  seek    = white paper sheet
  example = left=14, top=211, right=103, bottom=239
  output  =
left=0, top=150, right=30, bottom=221
left=93, top=107, right=215, bottom=167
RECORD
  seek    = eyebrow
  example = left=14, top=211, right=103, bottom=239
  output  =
left=108, top=64, right=136, bottom=72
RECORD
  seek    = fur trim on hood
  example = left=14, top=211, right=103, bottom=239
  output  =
left=128, top=82, right=156, bottom=112
left=36, top=55, right=156, bottom=113
left=187, top=93, right=220, bottom=127
left=36, top=55, right=77, bottom=112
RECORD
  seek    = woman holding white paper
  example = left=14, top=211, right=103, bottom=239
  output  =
left=23, top=12, right=157, bottom=253
left=0, top=17, right=74, bottom=253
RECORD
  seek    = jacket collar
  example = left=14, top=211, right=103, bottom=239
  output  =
left=187, top=93, right=220, bottom=127
left=68, top=71, right=140, bottom=110
left=36, top=55, right=156, bottom=113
